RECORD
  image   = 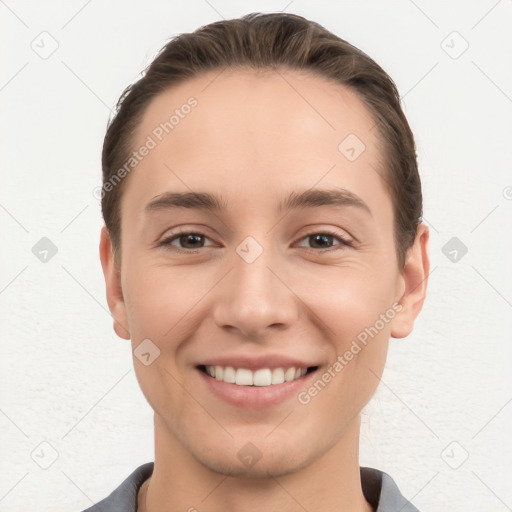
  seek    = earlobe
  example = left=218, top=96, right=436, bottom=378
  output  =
left=390, top=222, right=430, bottom=339
left=99, top=226, right=131, bottom=340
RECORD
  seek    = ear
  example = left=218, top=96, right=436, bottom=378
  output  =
left=391, top=222, right=430, bottom=339
left=99, top=225, right=131, bottom=340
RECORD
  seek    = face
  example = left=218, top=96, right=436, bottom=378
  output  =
left=101, top=68, right=427, bottom=478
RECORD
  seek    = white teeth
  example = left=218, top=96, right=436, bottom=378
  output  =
left=284, top=367, right=296, bottom=382
left=253, top=369, right=272, bottom=386
left=204, top=365, right=310, bottom=386
left=235, top=368, right=253, bottom=386
left=271, top=367, right=285, bottom=384
left=223, top=366, right=236, bottom=383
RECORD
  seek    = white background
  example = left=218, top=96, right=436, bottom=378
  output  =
left=1, top=1, right=511, bottom=511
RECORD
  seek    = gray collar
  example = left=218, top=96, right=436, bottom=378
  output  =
left=81, top=462, right=420, bottom=512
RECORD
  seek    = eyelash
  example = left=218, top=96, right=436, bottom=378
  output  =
left=157, top=228, right=353, bottom=254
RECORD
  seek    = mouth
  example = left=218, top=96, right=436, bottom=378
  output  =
left=197, top=364, right=318, bottom=386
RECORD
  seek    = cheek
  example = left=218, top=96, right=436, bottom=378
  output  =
left=298, top=270, right=393, bottom=421
left=292, top=263, right=397, bottom=404
left=123, top=261, right=209, bottom=339
left=293, top=261, right=398, bottom=341
left=123, top=264, right=200, bottom=411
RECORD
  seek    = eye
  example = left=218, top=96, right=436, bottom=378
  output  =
left=296, top=229, right=353, bottom=252
left=157, top=230, right=216, bottom=253
left=156, top=228, right=353, bottom=254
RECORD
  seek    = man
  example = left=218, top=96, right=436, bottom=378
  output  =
left=87, top=12, right=429, bottom=511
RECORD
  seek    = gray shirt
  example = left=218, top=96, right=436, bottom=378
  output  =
left=81, top=463, right=420, bottom=512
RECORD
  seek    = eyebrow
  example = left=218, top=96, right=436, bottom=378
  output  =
left=144, top=188, right=371, bottom=216
left=280, top=188, right=371, bottom=215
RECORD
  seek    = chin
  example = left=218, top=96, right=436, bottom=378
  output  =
left=193, top=446, right=315, bottom=479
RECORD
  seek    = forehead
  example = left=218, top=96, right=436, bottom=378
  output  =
left=124, top=67, right=389, bottom=215
left=135, top=67, right=379, bottom=156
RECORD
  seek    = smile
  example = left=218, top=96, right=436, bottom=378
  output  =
left=199, top=365, right=317, bottom=386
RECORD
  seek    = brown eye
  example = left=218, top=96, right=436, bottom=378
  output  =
left=158, top=231, right=216, bottom=252
left=175, top=233, right=205, bottom=249
left=308, top=233, right=336, bottom=249
left=296, top=230, right=352, bottom=252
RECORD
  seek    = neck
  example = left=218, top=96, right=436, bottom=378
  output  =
left=140, top=414, right=373, bottom=512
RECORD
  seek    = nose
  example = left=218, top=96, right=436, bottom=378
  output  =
left=211, top=243, right=300, bottom=340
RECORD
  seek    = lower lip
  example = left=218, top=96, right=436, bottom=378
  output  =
left=197, top=368, right=318, bottom=409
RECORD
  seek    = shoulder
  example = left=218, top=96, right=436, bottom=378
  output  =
left=360, top=466, right=421, bottom=512
left=80, top=462, right=154, bottom=512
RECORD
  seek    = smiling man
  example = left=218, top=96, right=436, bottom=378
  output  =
left=87, top=12, right=429, bottom=512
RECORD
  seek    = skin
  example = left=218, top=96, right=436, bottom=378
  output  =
left=100, top=68, right=429, bottom=512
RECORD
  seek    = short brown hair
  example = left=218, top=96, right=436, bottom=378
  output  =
left=101, top=12, right=422, bottom=269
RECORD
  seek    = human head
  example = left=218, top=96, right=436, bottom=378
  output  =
left=99, top=12, right=429, bottom=481
left=101, top=12, right=422, bottom=270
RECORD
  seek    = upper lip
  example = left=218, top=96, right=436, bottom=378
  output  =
left=197, top=354, right=319, bottom=371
